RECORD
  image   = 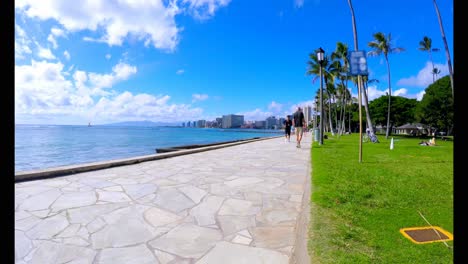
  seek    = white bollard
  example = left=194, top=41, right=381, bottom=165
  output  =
left=390, top=137, right=394, bottom=150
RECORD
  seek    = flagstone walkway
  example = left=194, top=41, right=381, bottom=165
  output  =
left=15, top=134, right=312, bottom=264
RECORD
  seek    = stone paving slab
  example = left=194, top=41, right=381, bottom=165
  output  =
left=15, top=135, right=312, bottom=264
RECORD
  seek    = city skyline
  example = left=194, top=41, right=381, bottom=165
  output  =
left=15, top=0, right=453, bottom=125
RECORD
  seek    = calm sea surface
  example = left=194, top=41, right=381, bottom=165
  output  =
left=15, top=125, right=281, bottom=172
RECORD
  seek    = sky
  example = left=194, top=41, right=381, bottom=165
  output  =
left=14, top=0, right=454, bottom=125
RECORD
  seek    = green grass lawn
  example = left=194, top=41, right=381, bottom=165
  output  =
left=308, top=133, right=453, bottom=263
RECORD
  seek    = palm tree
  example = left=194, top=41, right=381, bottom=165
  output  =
left=362, top=76, right=379, bottom=136
left=331, top=42, right=351, bottom=135
left=349, top=95, right=359, bottom=133
left=432, top=67, right=441, bottom=80
left=324, top=78, right=336, bottom=136
left=306, top=53, right=334, bottom=136
left=433, top=0, right=454, bottom=97
left=368, top=32, right=405, bottom=139
left=346, top=0, right=378, bottom=142
left=418, top=36, right=440, bottom=83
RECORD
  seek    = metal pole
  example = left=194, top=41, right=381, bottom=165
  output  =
left=358, top=75, right=363, bottom=163
left=313, top=100, right=317, bottom=129
left=319, top=64, right=324, bottom=145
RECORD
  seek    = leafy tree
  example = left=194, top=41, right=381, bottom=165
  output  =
left=368, top=32, right=405, bottom=139
left=368, top=96, right=417, bottom=129
left=415, top=75, right=453, bottom=135
left=391, top=97, right=418, bottom=127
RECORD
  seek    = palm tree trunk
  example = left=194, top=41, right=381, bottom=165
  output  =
left=348, top=106, right=352, bottom=132
left=433, top=0, right=454, bottom=97
left=385, top=56, right=392, bottom=139
left=327, top=93, right=335, bottom=136
left=347, top=0, right=378, bottom=141
left=333, top=95, right=339, bottom=134
left=363, top=81, right=374, bottom=134
left=340, top=93, right=346, bottom=135
left=347, top=0, right=359, bottom=50
left=429, top=50, right=435, bottom=83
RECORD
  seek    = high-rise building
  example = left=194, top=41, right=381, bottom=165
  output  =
left=304, top=106, right=312, bottom=126
left=215, top=117, right=222, bottom=128
left=197, top=120, right=206, bottom=128
left=278, top=117, right=286, bottom=128
left=254, top=121, right=266, bottom=129
left=222, top=114, right=244, bottom=128
left=265, top=116, right=277, bottom=129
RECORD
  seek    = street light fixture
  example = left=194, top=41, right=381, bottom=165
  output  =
left=317, top=47, right=325, bottom=145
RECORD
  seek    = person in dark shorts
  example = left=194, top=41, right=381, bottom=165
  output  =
left=283, top=115, right=292, bottom=142
left=292, top=106, right=306, bottom=148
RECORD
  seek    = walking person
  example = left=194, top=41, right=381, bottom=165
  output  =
left=292, top=106, right=306, bottom=148
left=283, top=115, right=293, bottom=142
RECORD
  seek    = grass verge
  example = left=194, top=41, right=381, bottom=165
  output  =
left=308, top=133, right=453, bottom=263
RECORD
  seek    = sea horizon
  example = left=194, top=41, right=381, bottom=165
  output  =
left=15, top=124, right=282, bottom=173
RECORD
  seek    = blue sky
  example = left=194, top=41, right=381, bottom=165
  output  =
left=14, top=0, right=453, bottom=125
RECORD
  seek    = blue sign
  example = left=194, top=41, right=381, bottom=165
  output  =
left=349, top=51, right=368, bottom=76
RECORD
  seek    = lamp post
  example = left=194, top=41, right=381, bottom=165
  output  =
left=317, top=47, right=325, bottom=145
left=313, top=98, right=317, bottom=130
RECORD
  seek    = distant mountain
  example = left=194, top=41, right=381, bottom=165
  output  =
left=101, top=120, right=180, bottom=127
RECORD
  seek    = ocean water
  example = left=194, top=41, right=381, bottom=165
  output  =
left=15, top=125, right=281, bottom=172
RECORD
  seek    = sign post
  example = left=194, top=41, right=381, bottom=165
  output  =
left=349, top=51, right=368, bottom=163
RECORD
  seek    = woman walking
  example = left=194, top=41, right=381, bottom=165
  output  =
left=284, top=115, right=293, bottom=142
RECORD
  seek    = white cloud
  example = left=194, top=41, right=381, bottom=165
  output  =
left=397, top=61, right=449, bottom=87
left=238, top=100, right=315, bottom=122
left=16, top=0, right=232, bottom=52
left=15, top=24, right=32, bottom=59
left=176, top=69, right=185, bottom=75
left=393, top=88, right=408, bottom=97
left=113, top=62, right=137, bottom=80
left=51, top=27, right=66, bottom=37
left=289, top=100, right=315, bottom=114
left=89, top=92, right=204, bottom=124
left=15, top=60, right=89, bottom=116
left=82, top=62, right=137, bottom=96
left=15, top=23, right=27, bottom=38
left=73, top=70, right=88, bottom=90
left=47, top=35, right=58, bottom=49
left=182, top=0, right=231, bottom=20
left=268, top=101, right=282, bottom=112
left=356, top=85, right=425, bottom=102
left=37, top=46, right=56, bottom=60
left=416, top=90, right=426, bottom=101
left=393, top=88, right=426, bottom=101
left=105, top=54, right=111, bottom=60
left=238, top=108, right=273, bottom=122
left=63, top=50, right=70, bottom=60
left=365, top=85, right=387, bottom=101
left=192, top=93, right=209, bottom=102
left=47, top=27, right=66, bottom=49
left=294, top=0, right=305, bottom=8
left=16, top=0, right=182, bottom=51
left=15, top=59, right=204, bottom=125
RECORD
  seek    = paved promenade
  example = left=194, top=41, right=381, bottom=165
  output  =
left=15, top=134, right=312, bottom=264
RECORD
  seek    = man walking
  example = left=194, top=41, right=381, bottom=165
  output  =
left=292, top=106, right=306, bottom=148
